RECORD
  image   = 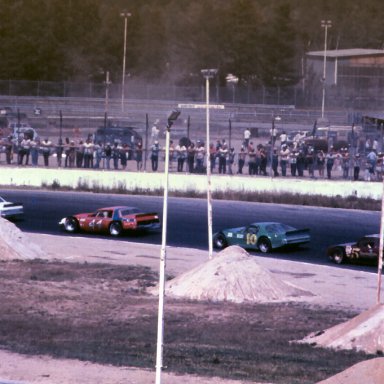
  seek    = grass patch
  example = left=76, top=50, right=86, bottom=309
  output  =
left=40, top=179, right=381, bottom=211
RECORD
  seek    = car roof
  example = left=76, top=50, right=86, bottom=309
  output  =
left=97, top=206, right=140, bottom=211
left=249, top=222, right=282, bottom=226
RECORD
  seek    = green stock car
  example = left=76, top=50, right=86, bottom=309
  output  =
left=213, top=222, right=310, bottom=253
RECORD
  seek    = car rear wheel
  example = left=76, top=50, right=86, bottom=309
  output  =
left=64, top=217, right=79, bottom=233
left=213, top=233, right=228, bottom=250
left=329, top=247, right=345, bottom=264
left=257, top=237, right=272, bottom=253
left=109, top=222, right=122, bottom=236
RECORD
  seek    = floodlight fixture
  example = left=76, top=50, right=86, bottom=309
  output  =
left=201, top=69, right=218, bottom=79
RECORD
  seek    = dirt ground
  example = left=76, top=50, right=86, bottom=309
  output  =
left=0, top=220, right=383, bottom=384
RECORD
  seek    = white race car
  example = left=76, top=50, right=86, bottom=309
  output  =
left=0, top=196, right=24, bottom=220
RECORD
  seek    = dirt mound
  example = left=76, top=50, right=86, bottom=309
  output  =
left=299, top=303, right=384, bottom=354
left=316, top=357, right=384, bottom=384
left=153, top=245, right=313, bottom=303
left=0, top=217, right=46, bottom=260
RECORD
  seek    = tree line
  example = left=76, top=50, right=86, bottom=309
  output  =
left=0, top=0, right=383, bottom=88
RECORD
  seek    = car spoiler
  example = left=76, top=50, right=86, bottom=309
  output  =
left=135, top=212, right=158, bottom=218
left=286, top=228, right=310, bottom=236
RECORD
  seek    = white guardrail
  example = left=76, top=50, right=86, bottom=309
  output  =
left=0, top=166, right=381, bottom=200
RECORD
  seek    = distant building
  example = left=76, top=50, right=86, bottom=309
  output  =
left=306, top=48, right=384, bottom=109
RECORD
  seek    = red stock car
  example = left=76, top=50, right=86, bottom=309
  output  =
left=59, top=206, right=160, bottom=236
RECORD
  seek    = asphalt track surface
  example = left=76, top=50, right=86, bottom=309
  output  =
left=1, top=189, right=381, bottom=269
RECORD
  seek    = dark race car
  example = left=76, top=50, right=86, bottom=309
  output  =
left=213, top=222, right=310, bottom=253
left=327, top=234, right=381, bottom=264
left=59, top=206, right=160, bottom=236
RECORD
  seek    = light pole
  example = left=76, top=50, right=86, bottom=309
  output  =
left=269, top=115, right=281, bottom=177
left=120, top=11, right=131, bottom=113
left=321, top=20, right=332, bottom=119
left=155, top=109, right=181, bottom=384
left=225, top=73, right=239, bottom=103
left=201, top=68, right=218, bottom=259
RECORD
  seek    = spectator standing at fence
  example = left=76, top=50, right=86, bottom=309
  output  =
left=289, top=150, right=298, bottom=177
left=83, top=138, right=94, bottom=168
left=41, top=137, right=52, bottom=167
left=93, top=141, right=103, bottom=169
left=326, top=150, right=335, bottom=179
left=29, top=138, right=39, bottom=166
left=227, top=147, right=235, bottom=175
left=218, top=144, right=228, bottom=174
left=271, top=149, right=279, bottom=176
left=254, top=145, right=262, bottom=175
left=248, top=147, right=256, bottom=175
left=316, top=150, right=325, bottom=178
left=135, top=141, right=143, bottom=171
left=237, top=145, right=246, bottom=174
left=64, top=137, right=71, bottom=167
left=243, top=128, right=251, bottom=148
left=104, top=142, right=112, bottom=169
left=307, top=148, right=316, bottom=178
left=187, top=142, right=195, bottom=173
left=280, top=144, right=290, bottom=176
left=19, top=137, right=30, bottom=165
left=341, top=149, right=350, bottom=179
left=366, top=149, right=377, bottom=175
left=76, top=140, right=85, bottom=168
left=4, top=136, right=13, bottom=165
left=120, top=143, right=129, bottom=170
left=150, top=140, right=160, bottom=171
left=209, top=143, right=216, bottom=172
left=175, top=142, right=186, bottom=172
left=56, top=138, right=64, bottom=168
left=376, top=153, right=384, bottom=181
left=353, top=153, right=361, bottom=181
left=296, top=150, right=305, bottom=177
left=112, top=142, right=121, bottom=170
left=259, top=146, right=268, bottom=176
left=195, top=141, right=205, bottom=173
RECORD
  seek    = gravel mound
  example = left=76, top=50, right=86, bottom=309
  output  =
left=157, top=245, right=313, bottom=303
left=0, top=217, right=46, bottom=260
left=316, top=357, right=384, bottom=384
left=299, top=303, right=384, bottom=354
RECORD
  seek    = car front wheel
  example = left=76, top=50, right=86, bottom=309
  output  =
left=64, top=217, right=79, bottom=233
left=213, top=233, right=228, bottom=249
left=109, top=222, right=122, bottom=236
left=329, top=247, right=345, bottom=264
left=257, top=237, right=272, bottom=253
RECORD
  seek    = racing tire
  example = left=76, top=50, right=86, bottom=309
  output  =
left=213, top=233, right=228, bottom=250
left=64, top=217, right=79, bottom=233
left=109, top=221, right=122, bottom=236
left=329, top=247, right=345, bottom=264
left=257, top=237, right=272, bottom=253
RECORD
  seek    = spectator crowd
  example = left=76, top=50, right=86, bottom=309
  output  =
left=0, top=127, right=382, bottom=182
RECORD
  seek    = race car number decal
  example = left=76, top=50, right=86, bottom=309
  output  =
left=246, top=233, right=257, bottom=245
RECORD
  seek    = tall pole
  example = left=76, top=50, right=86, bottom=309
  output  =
left=155, top=125, right=170, bottom=384
left=201, top=69, right=218, bottom=260
left=59, top=110, right=63, bottom=143
left=120, top=11, right=131, bottom=113
left=155, top=110, right=180, bottom=384
left=321, top=20, right=332, bottom=119
left=377, top=179, right=384, bottom=303
left=104, top=71, right=111, bottom=115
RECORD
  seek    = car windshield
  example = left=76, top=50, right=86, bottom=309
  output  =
left=265, top=223, right=295, bottom=234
